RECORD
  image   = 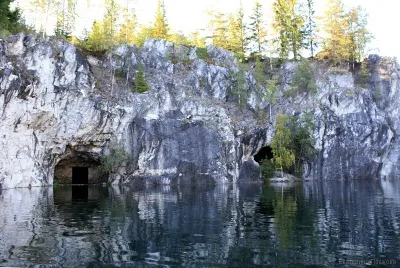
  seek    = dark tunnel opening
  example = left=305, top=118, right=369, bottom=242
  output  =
left=72, top=167, right=89, bottom=185
left=54, top=152, right=108, bottom=185
left=254, top=146, right=274, bottom=163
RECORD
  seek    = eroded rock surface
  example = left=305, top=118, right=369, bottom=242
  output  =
left=0, top=33, right=399, bottom=188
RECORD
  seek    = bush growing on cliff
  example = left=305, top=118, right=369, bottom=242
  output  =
left=196, top=47, right=209, bottom=59
left=261, top=158, right=275, bottom=181
left=232, top=64, right=248, bottom=108
left=270, top=113, right=316, bottom=176
left=271, top=114, right=296, bottom=173
left=253, top=57, right=267, bottom=89
left=133, top=63, right=149, bottom=93
left=101, top=139, right=130, bottom=174
left=292, top=59, right=317, bottom=94
left=287, top=114, right=316, bottom=176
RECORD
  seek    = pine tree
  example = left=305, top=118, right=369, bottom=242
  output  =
left=236, top=4, right=248, bottom=58
left=116, top=0, right=137, bottom=44
left=152, top=0, right=168, bottom=39
left=103, top=0, right=119, bottom=46
left=0, top=0, right=21, bottom=33
left=54, top=0, right=76, bottom=38
left=226, top=15, right=239, bottom=52
left=207, top=11, right=228, bottom=49
left=85, top=20, right=107, bottom=51
left=248, top=1, right=268, bottom=56
left=346, top=6, right=372, bottom=66
left=320, top=0, right=349, bottom=64
left=304, top=0, right=317, bottom=58
left=225, top=3, right=248, bottom=59
left=134, top=63, right=149, bottom=93
left=273, top=0, right=304, bottom=60
left=167, top=31, right=189, bottom=45
left=188, top=31, right=206, bottom=48
left=135, top=25, right=153, bottom=47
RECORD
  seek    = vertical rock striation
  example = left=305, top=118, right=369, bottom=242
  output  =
left=0, top=33, right=399, bottom=188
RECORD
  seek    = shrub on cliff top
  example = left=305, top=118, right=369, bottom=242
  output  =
left=292, top=60, right=317, bottom=94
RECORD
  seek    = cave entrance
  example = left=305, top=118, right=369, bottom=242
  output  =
left=72, top=167, right=89, bottom=184
left=254, top=146, right=274, bottom=164
left=54, top=152, right=108, bottom=185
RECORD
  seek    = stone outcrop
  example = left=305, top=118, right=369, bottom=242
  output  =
left=278, top=57, right=399, bottom=180
left=0, top=33, right=399, bottom=189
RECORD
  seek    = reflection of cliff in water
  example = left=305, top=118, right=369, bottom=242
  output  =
left=0, top=181, right=400, bottom=267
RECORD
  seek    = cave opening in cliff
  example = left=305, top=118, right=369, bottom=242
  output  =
left=54, top=151, right=108, bottom=185
left=254, top=146, right=274, bottom=163
left=72, top=167, right=89, bottom=184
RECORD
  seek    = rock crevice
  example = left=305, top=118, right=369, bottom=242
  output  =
left=0, top=34, right=399, bottom=188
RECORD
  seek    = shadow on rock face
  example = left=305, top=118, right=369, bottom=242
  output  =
left=238, top=160, right=262, bottom=183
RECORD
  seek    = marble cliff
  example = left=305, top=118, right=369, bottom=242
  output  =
left=0, top=33, right=398, bottom=188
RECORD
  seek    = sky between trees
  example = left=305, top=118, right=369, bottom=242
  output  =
left=6, top=0, right=396, bottom=60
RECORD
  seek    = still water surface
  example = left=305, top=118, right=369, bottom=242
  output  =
left=0, top=181, right=399, bottom=267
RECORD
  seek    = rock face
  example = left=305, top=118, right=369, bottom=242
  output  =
left=279, top=57, right=399, bottom=180
left=0, top=34, right=268, bottom=189
left=0, top=33, right=399, bottom=189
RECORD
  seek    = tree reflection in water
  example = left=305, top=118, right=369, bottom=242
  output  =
left=1, top=181, right=400, bottom=267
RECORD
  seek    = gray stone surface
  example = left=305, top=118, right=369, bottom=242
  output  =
left=0, top=33, right=399, bottom=188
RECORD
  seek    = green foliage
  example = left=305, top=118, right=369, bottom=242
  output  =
left=261, top=158, right=275, bottom=181
left=256, top=108, right=268, bottom=124
left=54, top=0, right=76, bottom=39
left=135, top=25, right=154, bottom=47
left=248, top=1, right=268, bottom=55
left=165, top=50, right=178, bottom=64
left=346, top=6, right=372, bottom=65
left=167, top=32, right=190, bottom=46
left=356, top=60, right=369, bottom=87
left=287, top=114, right=316, bottom=176
left=226, top=5, right=248, bottom=57
left=270, top=113, right=316, bottom=176
left=374, top=88, right=381, bottom=102
left=80, top=0, right=120, bottom=51
left=101, top=139, right=130, bottom=173
left=320, top=0, right=371, bottom=65
left=207, top=11, right=228, bottom=49
left=152, top=0, right=169, bottom=39
left=196, top=47, right=209, bottom=59
left=303, top=0, right=317, bottom=58
left=81, top=21, right=111, bottom=52
left=232, top=64, right=247, bottom=108
left=321, top=0, right=349, bottom=64
left=270, top=114, right=296, bottom=173
left=187, top=31, right=206, bottom=48
left=114, top=68, right=125, bottom=78
left=103, top=0, right=119, bottom=43
left=116, top=5, right=137, bottom=45
left=292, top=59, right=317, bottom=94
left=273, top=0, right=305, bottom=60
left=283, top=88, right=299, bottom=97
left=273, top=194, right=297, bottom=249
left=266, top=77, right=278, bottom=104
left=0, top=0, right=23, bottom=34
left=134, top=63, right=149, bottom=93
left=253, top=57, right=267, bottom=91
